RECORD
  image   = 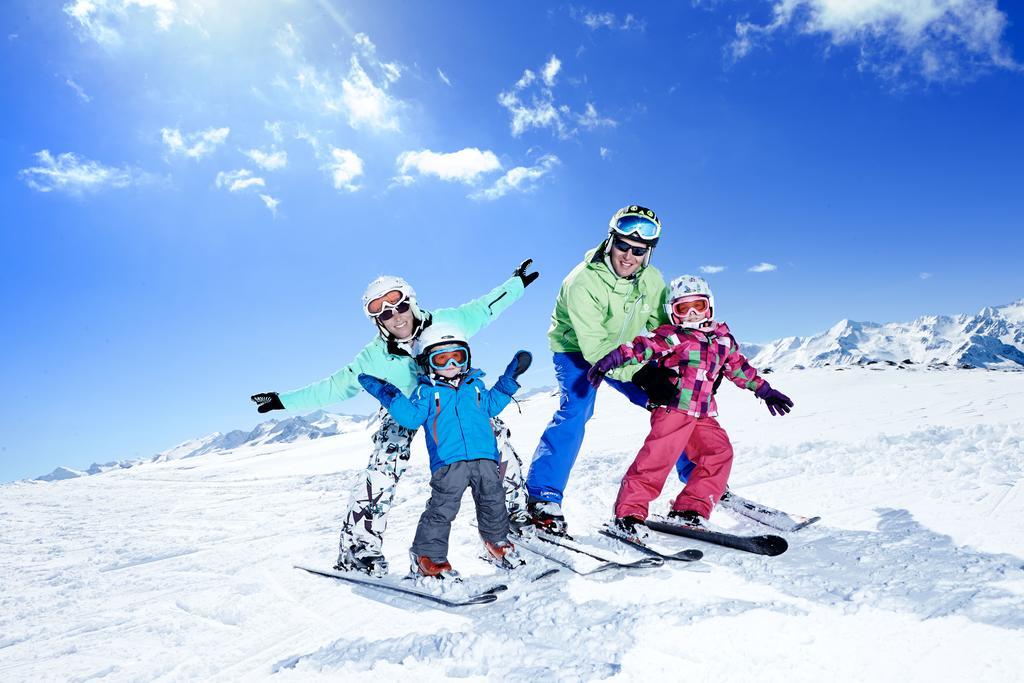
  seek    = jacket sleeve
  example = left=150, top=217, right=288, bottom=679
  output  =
left=278, top=341, right=376, bottom=412
left=438, top=275, right=525, bottom=338
left=721, top=335, right=766, bottom=392
left=481, top=377, right=517, bottom=417
left=606, top=327, right=675, bottom=370
left=385, top=386, right=431, bottom=429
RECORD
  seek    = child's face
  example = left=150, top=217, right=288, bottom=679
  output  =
left=435, top=364, right=462, bottom=379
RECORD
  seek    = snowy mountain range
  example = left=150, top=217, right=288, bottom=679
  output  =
left=747, top=299, right=1024, bottom=371
left=34, top=299, right=1023, bottom=481
left=36, top=410, right=371, bottom=481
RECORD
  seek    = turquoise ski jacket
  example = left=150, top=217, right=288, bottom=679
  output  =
left=279, top=276, right=525, bottom=412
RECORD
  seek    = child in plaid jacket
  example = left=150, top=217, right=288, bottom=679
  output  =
left=588, top=275, right=794, bottom=525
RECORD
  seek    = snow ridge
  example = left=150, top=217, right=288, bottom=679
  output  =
left=36, top=410, right=371, bottom=481
left=749, top=298, right=1024, bottom=371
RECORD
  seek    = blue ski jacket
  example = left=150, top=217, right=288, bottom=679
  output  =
left=359, top=366, right=521, bottom=473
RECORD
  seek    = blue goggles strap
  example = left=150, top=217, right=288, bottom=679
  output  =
left=613, top=215, right=660, bottom=241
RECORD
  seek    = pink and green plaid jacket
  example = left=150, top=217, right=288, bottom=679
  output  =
left=610, top=321, right=765, bottom=417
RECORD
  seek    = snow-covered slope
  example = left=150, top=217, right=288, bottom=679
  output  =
left=3, top=367, right=1024, bottom=680
left=749, top=299, right=1024, bottom=371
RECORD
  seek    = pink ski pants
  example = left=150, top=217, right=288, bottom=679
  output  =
left=615, top=410, right=734, bottom=520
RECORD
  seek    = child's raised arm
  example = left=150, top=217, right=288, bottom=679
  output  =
left=720, top=336, right=794, bottom=416
left=481, top=351, right=532, bottom=416
left=357, top=374, right=429, bottom=429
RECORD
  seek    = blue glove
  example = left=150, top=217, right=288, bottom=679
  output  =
left=503, top=351, right=532, bottom=380
left=358, top=373, right=401, bottom=408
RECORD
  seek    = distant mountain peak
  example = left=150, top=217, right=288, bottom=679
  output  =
left=750, top=299, right=1024, bottom=372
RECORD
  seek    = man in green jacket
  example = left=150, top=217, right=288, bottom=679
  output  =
left=525, top=206, right=693, bottom=533
left=251, top=261, right=538, bottom=576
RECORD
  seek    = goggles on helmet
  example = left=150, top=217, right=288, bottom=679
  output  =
left=427, top=345, right=469, bottom=371
left=671, top=295, right=711, bottom=323
left=366, top=289, right=407, bottom=317
left=612, top=214, right=661, bottom=242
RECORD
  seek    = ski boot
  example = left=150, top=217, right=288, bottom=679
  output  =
left=483, top=539, right=525, bottom=569
left=609, top=515, right=649, bottom=542
left=409, top=551, right=460, bottom=580
left=508, top=507, right=532, bottom=534
left=526, top=500, right=568, bottom=536
left=668, top=509, right=707, bottom=529
left=335, top=546, right=389, bottom=578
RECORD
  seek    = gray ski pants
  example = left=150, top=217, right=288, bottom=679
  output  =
left=411, top=458, right=510, bottom=562
left=337, top=407, right=525, bottom=565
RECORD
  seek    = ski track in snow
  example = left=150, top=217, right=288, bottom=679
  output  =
left=2, top=368, right=1024, bottom=681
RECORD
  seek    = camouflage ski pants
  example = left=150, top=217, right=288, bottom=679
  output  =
left=337, top=407, right=527, bottom=564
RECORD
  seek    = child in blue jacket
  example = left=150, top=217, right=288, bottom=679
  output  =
left=358, top=323, right=531, bottom=579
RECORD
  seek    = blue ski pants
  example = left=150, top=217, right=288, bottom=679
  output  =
left=525, top=352, right=694, bottom=504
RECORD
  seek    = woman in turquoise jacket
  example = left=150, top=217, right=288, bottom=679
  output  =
left=250, top=260, right=538, bottom=577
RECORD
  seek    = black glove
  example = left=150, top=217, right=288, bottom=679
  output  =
left=251, top=392, right=284, bottom=413
left=631, top=364, right=680, bottom=405
left=513, top=259, right=539, bottom=288
left=503, top=350, right=532, bottom=380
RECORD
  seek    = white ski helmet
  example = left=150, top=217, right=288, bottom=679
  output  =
left=413, top=323, right=471, bottom=374
left=606, top=205, right=662, bottom=267
left=362, top=275, right=424, bottom=340
left=667, top=275, right=715, bottom=329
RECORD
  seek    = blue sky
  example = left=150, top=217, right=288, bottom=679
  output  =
left=2, top=0, right=1022, bottom=482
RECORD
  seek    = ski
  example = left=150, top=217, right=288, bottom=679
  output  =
left=644, top=516, right=789, bottom=556
left=295, top=565, right=506, bottom=607
left=599, top=524, right=704, bottom=562
left=719, top=490, right=821, bottom=532
left=519, top=528, right=665, bottom=570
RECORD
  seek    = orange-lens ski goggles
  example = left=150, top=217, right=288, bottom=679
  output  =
left=366, top=289, right=406, bottom=316
left=427, top=347, right=468, bottom=370
left=671, top=297, right=709, bottom=318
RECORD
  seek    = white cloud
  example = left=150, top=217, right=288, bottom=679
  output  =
left=577, top=102, right=617, bottom=129
left=64, top=0, right=178, bottom=46
left=324, top=147, right=364, bottom=192
left=599, top=146, right=611, bottom=159
left=396, top=148, right=502, bottom=185
left=259, top=194, right=280, bottom=217
left=19, top=150, right=142, bottom=195
left=65, top=78, right=91, bottom=102
left=242, top=148, right=287, bottom=171
left=340, top=55, right=401, bottom=131
left=919, top=272, right=933, bottom=279
left=215, top=169, right=265, bottom=192
left=574, top=10, right=645, bottom=31
left=265, top=121, right=284, bottom=143
left=471, top=154, right=560, bottom=201
left=701, top=265, right=727, bottom=274
left=541, top=55, right=561, bottom=86
left=274, top=25, right=404, bottom=132
left=748, top=262, right=778, bottom=273
left=437, top=68, right=452, bottom=86
left=498, top=56, right=615, bottom=138
left=731, top=0, right=1020, bottom=82
left=161, top=126, right=230, bottom=160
